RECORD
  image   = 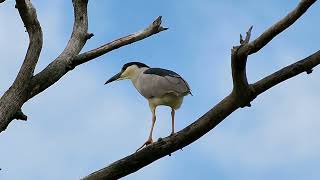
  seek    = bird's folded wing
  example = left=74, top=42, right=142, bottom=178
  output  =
left=139, top=68, right=191, bottom=98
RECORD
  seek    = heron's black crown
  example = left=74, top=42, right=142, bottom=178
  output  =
left=122, top=62, right=149, bottom=72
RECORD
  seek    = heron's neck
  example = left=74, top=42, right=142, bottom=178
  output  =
left=130, top=67, right=148, bottom=84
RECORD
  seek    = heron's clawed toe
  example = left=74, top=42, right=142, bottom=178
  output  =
left=136, top=138, right=153, bottom=152
left=145, top=138, right=153, bottom=145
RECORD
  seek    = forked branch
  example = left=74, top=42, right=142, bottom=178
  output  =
left=230, top=26, right=253, bottom=107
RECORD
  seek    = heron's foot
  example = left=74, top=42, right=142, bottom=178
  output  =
left=136, top=138, right=153, bottom=152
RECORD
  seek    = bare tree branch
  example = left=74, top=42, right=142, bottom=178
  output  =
left=72, top=16, right=168, bottom=67
left=0, top=0, right=42, bottom=131
left=252, top=50, right=320, bottom=95
left=15, top=0, right=43, bottom=85
left=83, top=1, right=319, bottom=179
left=240, top=0, right=316, bottom=55
left=83, top=93, right=238, bottom=180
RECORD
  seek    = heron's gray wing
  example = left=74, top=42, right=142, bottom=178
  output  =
left=138, top=68, right=191, bottom=98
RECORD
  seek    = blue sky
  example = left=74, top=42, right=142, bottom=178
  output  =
left=1, top=0, right=320, bottom=179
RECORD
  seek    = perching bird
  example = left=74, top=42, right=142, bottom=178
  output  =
left=105, top=62, right=192, bottom=151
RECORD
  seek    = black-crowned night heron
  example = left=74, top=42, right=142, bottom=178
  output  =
left=105, top=62, right=192, bottom=151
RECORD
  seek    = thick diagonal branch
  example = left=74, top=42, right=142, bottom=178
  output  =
left=83, top=94, right=239, bottom=180
left=0, top=0, right=42, bottom=131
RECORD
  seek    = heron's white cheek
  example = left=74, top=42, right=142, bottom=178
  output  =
left=120, top=70, right=131, bottom=79
left=122, top=66, right=139, bottom=79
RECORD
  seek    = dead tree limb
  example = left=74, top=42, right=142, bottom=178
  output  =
left=82, top=0, right=318, bottom=179
left=72, top=16, right=168, bottom=67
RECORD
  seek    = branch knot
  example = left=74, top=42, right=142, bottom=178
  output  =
left=86, top=33, right=94, bottom=40
left=12, top=109, right=27, bottom=121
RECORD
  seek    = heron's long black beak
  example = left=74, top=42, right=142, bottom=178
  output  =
left=105, top=72, right=122, bottom=84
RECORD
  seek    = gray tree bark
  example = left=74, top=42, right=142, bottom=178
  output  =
left=0, top=0, right=318, bottom=179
